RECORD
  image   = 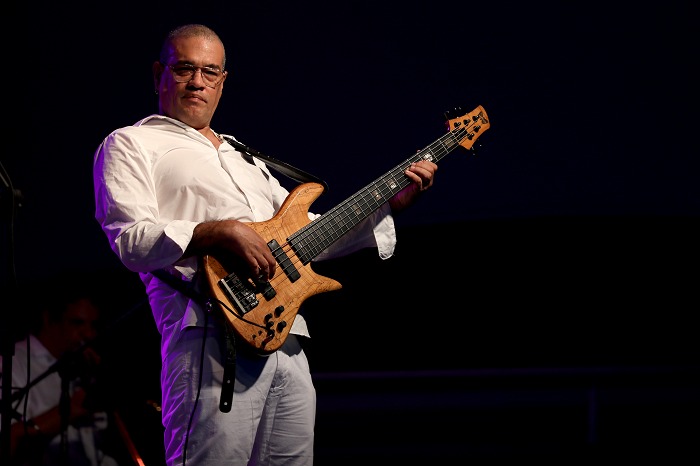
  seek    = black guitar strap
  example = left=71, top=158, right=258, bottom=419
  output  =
left=150, top=269, right=236, bottom=413
left=220, top=135, right=329, bottom=191
left=218, top=324, right=237, bottom=413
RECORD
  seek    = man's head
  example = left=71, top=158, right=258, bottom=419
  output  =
left=31, top=278, right=102, bottom=359
left=152, top=24, right=228, bottom=131
left=40, top=297, right=100, bottom=359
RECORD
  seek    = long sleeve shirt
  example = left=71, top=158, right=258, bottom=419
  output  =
left=93, top=115, right=397, bottom=356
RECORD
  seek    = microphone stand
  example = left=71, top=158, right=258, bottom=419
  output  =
left=8, top=340, right=99, bottom=405
left=58, top=368, right=70, bottom=466
left=1, top=160, right=23, bottom=465
left=7, top=295, right=150, bottom=417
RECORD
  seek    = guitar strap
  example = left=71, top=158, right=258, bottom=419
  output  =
left=150, top=269, right=236, bottom=413
left=220, top=135, right=329, bottom=191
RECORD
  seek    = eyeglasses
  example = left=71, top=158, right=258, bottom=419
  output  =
left=163, top=63, right=226, bottom=88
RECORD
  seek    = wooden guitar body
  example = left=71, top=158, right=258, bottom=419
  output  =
left=202, top=182, right=341, bottom=354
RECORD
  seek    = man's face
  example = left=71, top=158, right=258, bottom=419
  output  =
left=49, top=298, right=100, bottom=356
left=155, top=35, right=227, bottom=130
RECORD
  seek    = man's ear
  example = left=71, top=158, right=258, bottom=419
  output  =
left=152, top=61, right=164, bottom=93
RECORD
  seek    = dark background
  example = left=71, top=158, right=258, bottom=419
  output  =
left=4, top=0, right=699, bottom=462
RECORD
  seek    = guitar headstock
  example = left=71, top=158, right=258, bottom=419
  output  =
left=444, top=105, right=490, bottom=150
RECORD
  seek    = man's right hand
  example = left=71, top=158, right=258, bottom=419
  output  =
left=186, top=219, right=277, bottom=280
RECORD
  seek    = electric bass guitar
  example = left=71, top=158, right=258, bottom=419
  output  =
left=202, top=105, right=490, bottom=354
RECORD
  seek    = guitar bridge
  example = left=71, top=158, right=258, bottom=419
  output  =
left=218, top=273, right=258, bottom=315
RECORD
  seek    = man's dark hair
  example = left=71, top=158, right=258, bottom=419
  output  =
left=23, top=272, right=102, bottom=335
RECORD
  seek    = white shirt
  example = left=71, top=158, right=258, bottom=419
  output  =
left=94, top=115, right=397, bottom=357
left=5, top=335, right=62, bottom=423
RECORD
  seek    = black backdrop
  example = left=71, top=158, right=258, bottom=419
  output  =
left=7, top=0, right=698, bottom=270
left=4, top=0, right=697, bottom=364
left=7, top=0, right=696, bottom=357
left=4, top=0, right=697, bottom=358
left=3, top=1, right=698, bottom=461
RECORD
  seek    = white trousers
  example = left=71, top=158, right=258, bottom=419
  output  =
left=161, top=327, right=316, bottom=465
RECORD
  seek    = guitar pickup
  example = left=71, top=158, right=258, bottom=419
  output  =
left=255, top=278, right=276, bottom=300
left=268, top=239, right=301, bottom=282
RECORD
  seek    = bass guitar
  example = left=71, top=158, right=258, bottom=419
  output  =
left=202, top=105, right=490, bottom=354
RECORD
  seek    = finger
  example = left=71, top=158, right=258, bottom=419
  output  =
left=408, top=163, right=436, bottom=189
left=248, top=261, right=262, bottom=280
left=410, top=161, right=436, bottom=176
left=255, top=260, right=276, bottom=280
left=404, top=168, right=426, bottom=189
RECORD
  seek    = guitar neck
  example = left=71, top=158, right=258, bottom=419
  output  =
left=289, top=121, right=478, bottom=264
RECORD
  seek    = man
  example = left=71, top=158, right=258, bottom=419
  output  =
left=93, top=23, right=437, bottom=465
left=1, top=277, right=120, bottom=465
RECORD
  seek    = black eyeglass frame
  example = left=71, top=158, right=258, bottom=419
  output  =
left=161, top=62, right=227, bottom=88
